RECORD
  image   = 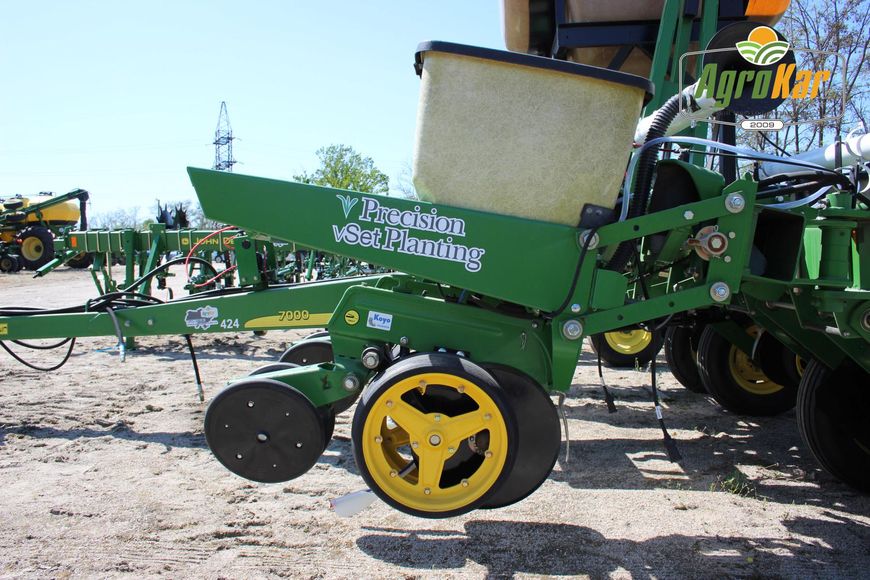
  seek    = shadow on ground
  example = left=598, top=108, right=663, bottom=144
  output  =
left=357, top=515, right=869, bottom=577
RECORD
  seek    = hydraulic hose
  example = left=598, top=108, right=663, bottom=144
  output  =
left=607, top=92, right=684, bottom=272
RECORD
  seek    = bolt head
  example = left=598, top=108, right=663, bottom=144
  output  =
left=684, top=210, right=695, bottom=220
left=484, top=450, right=493, bottom=459
left=461, top=479, right=469, bottom=487
left=725, top=193, right=746, bottom=213
left=424, top=488, right=431, bottom=495
left=374, top=435, right=383, bottom=443
left=710, top=282, right=731, bottom=302
left=428, top=434, right=441, bottom=446
left=342, top=374, right=360, bottom=392
left=385, top=400, right=393, bottom=408
left=399, top=336, right=409, bottom=346
left=562, top=320, right=583, bottom=340
left=411, top=441, right=419, bottom=449
left=433, top=414, right=441, bottom=422
left=570, top=303, right=581, bottom=313
left=483, top=413, right=492, bottom=421
left=448, top=447, right=455, bottom=454
left=390, top=470, right=398, bottom=478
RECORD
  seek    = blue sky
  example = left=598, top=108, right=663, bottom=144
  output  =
left=0, top=1, right=503, bottom=216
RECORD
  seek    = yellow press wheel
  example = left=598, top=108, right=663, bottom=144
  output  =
left=697, top=325, right=797, bottom=416
left=589, top=328, right=663, bottom=368
left=352, top=353, right=517, bottom=518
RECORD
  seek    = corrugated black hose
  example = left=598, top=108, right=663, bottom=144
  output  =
left=606, top=92, right=685, bottom=272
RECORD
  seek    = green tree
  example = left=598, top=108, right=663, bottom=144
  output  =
left=293, top=144, right=389, bottom=193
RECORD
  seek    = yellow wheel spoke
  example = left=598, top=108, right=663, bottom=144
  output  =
left=387, top=400, right=430, bottom=441
left=443, top=410, right=487, bottom=445
left=417, top=447, right=447, bottom=489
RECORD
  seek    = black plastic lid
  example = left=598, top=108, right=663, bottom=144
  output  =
left=415, top=41, right=654, bottom=104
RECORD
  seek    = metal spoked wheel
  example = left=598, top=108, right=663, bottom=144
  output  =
left=589, top=328, right=663, bottom=368
left=697, top=325, right=797, bottom=415
left=17, top=226, right=55, bottom=270
left=663, top=325, right=705, bottom=393
left=352, top=353, right=518, bottom=518
left=796, top=358, right=870, bottom=492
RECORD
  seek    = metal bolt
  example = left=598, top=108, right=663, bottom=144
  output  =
left=570, top=303, right=581, bottom=314
left=724, top=256, right=732, bottom=263
left=484, top=451, right=493, bottom=459
left=683, top=210, right=695, bottom=220
left=434, top=414, right=441, bottom=422
left=399, top=336, right=409, bottom=346
left=361, top=348, right=381, bottom=369
left=424, top=488, right=431, bottom=495
left=385, top=400, right=393, bottom=408
left=483, top=413, right=492, bottom=421
left=247, top=401, right=255, bottom=408
left=457, top=385, right=465, bottom=394
left=257, top=432, right=269, bottom=442
left=710, top=282, right=731, bottom=303
left=147, top=318, right=154, bottom=326
left=793, top=287, right=802, bottom=295
left=531, top=322, right=539, bottom=329
left=124, top=320, right=131, bottom=328
left=562, top=319, right=583, bottom=340
left=448, top=447, right=455, bottom=454
left=579, top=230, right=599, bottom=249
left=461, top=479, right=469, bottom=487
left=411, top=441, right=419, bottom=449
left=374, top=435, right=383, bottom=443
left=728, top=231, right=736, bottom=239
left=725, top=193, right=746, bottom=213
left=428, top=434, right=442, bottom=446
left=342, top=374, right=360, bottom=392
left=390, top=470, right=397, bottom=478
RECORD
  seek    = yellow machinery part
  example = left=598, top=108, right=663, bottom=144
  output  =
left=359, top=371, right=509, bottom=514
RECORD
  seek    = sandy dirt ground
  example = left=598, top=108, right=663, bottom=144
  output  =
left=0, top=267, right=868, bottom=579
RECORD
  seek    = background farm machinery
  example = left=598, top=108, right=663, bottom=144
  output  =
left=1, top=0, right=868, bottom=520
left=0, top=189, right=90, bottom=272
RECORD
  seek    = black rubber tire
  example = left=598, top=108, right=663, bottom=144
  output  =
left=796, top=359, right=870, bottom=493
left=279, top=338, right=333, bottom=366
left=3, top=199, right=24, bottom=210
left=697, top=326, right=797, bottom=416
left=248, top=362, right=299, bottom=377
left=6, top=212, right=26, bottom=224
left=480, top=365, right=560, bottom=509
left=0, top=255, right=16, bottom=273
left=66, top=253, right=93, bottom=269
left=351, top=352, right=518, bottom=518
left=589, top=329, right=664, bottom=368
left=664, top=326, right=705, bottom=393
left=17, top=226, right=55, bottom=270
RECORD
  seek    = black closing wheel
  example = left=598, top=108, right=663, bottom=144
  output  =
left=664, top=326, right=705, bottom=393
left=797, top=359, right=870, bottom=492
left=352, top=352, right=518, bottom=518
left=589, top=328, right=664, bottom=368
left=204, top=378, right=326, bottom=483
left=2, top=199, right=24, bottom=210
left=0, top=255, right=17, bottom=273
left=480, top=365, right=560, bottom=509
left=246, top=362, right=336, bottom=447
left=279, top=338, right=333, bottom=366
left=697, top=326, right=797, bottom=416
left=17, top=226, right=55, bottom=270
